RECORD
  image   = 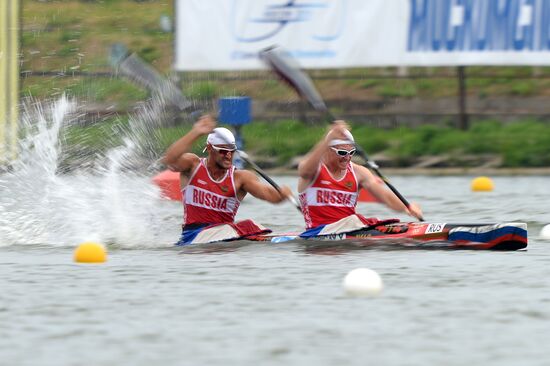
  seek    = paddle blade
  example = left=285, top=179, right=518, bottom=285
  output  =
left=117, top=53, right=192, bottom=111
left=259, top=45, right=327, bottom=112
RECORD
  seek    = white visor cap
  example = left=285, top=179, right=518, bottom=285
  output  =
left=207, top=127, right=236, bottom=147
left=329, top=130, right=355, bottom=146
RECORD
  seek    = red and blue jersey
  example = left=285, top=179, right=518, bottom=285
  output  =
left=182, top=158, right=240, bottom=225
left=299, top=163, right=359, bottom=229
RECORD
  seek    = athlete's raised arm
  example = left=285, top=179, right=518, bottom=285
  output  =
left=298, top=120, right=352, bottom=191
left=162, top=115, right=215, bottom=172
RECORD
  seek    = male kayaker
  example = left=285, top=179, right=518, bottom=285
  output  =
left=298, top=121, right=423, bottom=236
left=163, top=114, right=293, bottom=245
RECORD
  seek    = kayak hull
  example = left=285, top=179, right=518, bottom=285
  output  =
left=249, top=222, right=528, bottom=251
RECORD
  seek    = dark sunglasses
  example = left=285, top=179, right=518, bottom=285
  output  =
left=211, top=145, right=237, bottom=155
left=331, top=147, right=356, bottom=157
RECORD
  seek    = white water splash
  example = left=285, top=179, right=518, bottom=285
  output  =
left=0, top=96, right=180, bottom=248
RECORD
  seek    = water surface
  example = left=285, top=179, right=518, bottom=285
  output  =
left=2, top=174, right=549, bottom=366
left=1, top=98, right=549, bottom=365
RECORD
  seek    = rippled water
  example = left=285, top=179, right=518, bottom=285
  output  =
left=2, top=175, right=550, bottom=366
left=1, top=98, right=550, bottom=365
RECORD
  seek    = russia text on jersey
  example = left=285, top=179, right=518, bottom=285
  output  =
left=301, top=188, right=357, bottom=207
left=184, top=186, right=237, bottom=212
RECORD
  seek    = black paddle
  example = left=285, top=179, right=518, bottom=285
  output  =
left=259, top=45, right=423, bottom=221
left=238, top=151, right=302, bottom=212
left=112, top=49, right=191, bottom=111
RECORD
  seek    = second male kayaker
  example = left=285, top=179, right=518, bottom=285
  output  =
left=162, top=114, right=293, bottom=245
left=297, top=121, right=423, bottom=236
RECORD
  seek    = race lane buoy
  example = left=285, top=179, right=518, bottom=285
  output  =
left=152, top=170, right=181, bottom=201
left=471, top=176, right=494, bottom=192
left=358, top=188, right=379, bottom=203
left=74, top=242, right=107, bottom=263
left=540, top=224, right=550, bottom=240
left=343, top=268, right=383, bottom=297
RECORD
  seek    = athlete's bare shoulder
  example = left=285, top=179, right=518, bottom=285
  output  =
left=351, top=162, right=378, bottom=185
left=168, top=153, right=201, bottom=174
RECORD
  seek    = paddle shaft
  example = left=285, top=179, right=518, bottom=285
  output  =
left=260, top=46, right=422, bottom=220
left=198, top=113, right=301, bottom=212
left=237, top=151, right=302, bottom=212
left=321, top=111, right=418, bottom=217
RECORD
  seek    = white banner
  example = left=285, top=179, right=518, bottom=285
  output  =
left=175, top=0, right=550, bottom=70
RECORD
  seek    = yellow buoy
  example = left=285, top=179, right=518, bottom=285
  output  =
left=471, top=176, right=494, bottom=192
left=74, top=242, right=107, bottom=263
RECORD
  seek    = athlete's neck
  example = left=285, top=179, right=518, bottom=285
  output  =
left=206, top=157, right=229, bottom=180
left=324, top=159, right=347, bottom=180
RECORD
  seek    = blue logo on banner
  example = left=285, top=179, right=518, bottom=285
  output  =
left=408, top=0, right=550, bottom=51
left=232, top=0, right=345, bottom=42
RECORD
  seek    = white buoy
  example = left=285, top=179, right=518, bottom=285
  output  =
left=343, top=268, right=383, bottom=297
left=540, top=224, right=550, bottom=240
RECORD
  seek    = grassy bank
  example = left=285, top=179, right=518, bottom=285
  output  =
left=62, top=118, right=550, bottom=168
left=164, top=119, right=550, bottom=167
left=21, top=1, right=550, bottom=106
left=19, top=1, right=550, bottom=170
